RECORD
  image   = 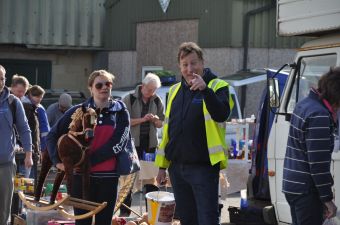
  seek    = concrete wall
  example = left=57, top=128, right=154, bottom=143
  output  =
left=136, top=20, right=199, bottom=81
left=0, top=46, right=93, bottom=96
left=108, top=51, right=137, bottom=88
left=204, top=47, right=296, bottom=118
left=52, top=54, right=93, bottom=96
left=0, top=43, right=296, bottom=119
left=0, top=45, right=295, bottom=118
left=203, top=47, right=296, bottom=77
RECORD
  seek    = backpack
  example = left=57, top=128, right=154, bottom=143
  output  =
left=8, top=94, right=16, bottom=124
left=23, top=103, right=40, bottom=156
left=8, top=95, right=40, bottom=158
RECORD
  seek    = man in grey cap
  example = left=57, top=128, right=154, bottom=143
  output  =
left=46, top=93, right=72, bottom=127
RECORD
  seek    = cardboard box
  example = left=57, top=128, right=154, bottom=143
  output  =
left=13, top=215, right=26, bottom=225
left=26, top=209, right=67, bottom=225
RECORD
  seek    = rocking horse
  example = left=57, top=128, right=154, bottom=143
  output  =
left=19, top=105, right=107, bottom=220
left=34, top=105, right=97, bottom=204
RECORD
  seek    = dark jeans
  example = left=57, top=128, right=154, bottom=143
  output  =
left=136, top=146, right=156, bottom=160
left=285, top=192, right=324, bottom=225
left=168, top=163, right=220, bottom=225
left=71, top=174, right=119, bottom=225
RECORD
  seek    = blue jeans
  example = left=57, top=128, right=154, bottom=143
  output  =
left=168, top=163, right=220, bottom=225
left=71, top=174, right=119, bottom=225
left=18, top=163, right=37, bottom=178
left=285, top=191, right=324, bottom=225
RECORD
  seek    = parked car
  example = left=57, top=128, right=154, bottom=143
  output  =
left=111, top=87, right=135, bottom=101
left=41, top=89, right=87, bottom=109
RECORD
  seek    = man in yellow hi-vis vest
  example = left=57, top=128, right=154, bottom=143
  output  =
left=155, top=42, right=232, bottom=225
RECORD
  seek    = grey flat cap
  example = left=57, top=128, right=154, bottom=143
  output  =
left=59, top=93, right=72, bottom=108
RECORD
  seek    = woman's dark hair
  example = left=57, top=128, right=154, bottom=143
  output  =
left=318, top=66, right=340, bottom=106
left=177, top=42, right=203, bottom=63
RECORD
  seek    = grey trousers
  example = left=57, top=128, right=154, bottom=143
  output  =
left=0, top=161, right=16, bottom=225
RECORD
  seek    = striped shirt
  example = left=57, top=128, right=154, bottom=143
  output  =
left=282, top=90, right=336, bottom=202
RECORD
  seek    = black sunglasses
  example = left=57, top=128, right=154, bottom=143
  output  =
left=94, top=81, right=113, bottom=90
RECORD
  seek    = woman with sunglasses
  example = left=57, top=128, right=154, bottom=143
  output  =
left=46, top=70, right=131, bottom=225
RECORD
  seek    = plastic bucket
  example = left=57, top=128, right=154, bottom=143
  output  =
left=145, top=191, right=176, bottom=225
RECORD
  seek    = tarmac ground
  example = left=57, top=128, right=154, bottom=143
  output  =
left=122, top=188, right=241, bottom=225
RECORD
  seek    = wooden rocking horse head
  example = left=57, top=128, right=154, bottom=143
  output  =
left=35, top=105, right=97, bottom=204
left=68, top=105, right=97, bottom=141
left=65, top=106, right=97, bottom=153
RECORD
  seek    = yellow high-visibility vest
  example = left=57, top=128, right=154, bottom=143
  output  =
left=155, top=78, right=234, bottom=169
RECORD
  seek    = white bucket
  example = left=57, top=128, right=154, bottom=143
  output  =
left=145, top=191, right=176, bottom=225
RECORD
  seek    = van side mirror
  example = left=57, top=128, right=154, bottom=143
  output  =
left=268, top=78, right=280, bottom=108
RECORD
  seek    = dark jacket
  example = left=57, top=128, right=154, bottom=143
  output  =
left=164, top=68, right=230, bottom=164
left=123, top=85, right=165, bottom=148
left=46, top=97, right=130, bottom=174
left=282, top=89, right=336, bottom=202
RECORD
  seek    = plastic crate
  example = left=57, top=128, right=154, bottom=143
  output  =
left=228, top=206, right=267, bottom=225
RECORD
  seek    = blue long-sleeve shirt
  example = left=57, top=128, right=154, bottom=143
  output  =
left=22, top=96, right=50, bottom=151
left=0, top=87, right=32, bottom=165
left=282, top=89, right=336, bottom=202
left=36, top=105, right=50, bottom=150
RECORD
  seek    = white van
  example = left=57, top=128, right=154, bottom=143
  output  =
left=227, top=85, right=242, bottom=121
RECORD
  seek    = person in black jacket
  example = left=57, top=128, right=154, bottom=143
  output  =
left=156, top=42, right=232, bottom=225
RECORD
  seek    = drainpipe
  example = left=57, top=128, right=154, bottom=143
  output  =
left=104, top=0, right=120, bottom=9
left=240, top=0, right=275, bottom=117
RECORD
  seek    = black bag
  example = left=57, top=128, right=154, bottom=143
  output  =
left=228, top=206, right=267, bottom=225
left=116, top=133, right=140, bottom=175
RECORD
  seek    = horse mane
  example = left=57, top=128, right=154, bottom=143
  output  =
left=68, top=108, right=84, bottom=130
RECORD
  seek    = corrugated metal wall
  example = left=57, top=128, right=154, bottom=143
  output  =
left=104, top=0, right=234, bottom=50
left=0, top=0, right=308, bottom=50
left=234, top=0, right=308, bottom=48
left=0, top=0, right=106, bottom=48
left=104, top=0, right=308, bottom=50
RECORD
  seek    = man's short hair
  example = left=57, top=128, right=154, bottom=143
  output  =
left=143, top=73, right=161, bottom=88
left=11, top=74, right=29, bottom=88
left=0, top=65, right=6, bottom=75
left=177, top=42, right=203, bottom=63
